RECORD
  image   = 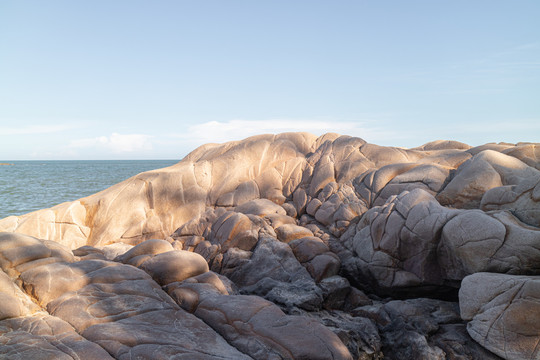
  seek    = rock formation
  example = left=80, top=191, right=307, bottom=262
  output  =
left=0, top=132, right=538, bottom=359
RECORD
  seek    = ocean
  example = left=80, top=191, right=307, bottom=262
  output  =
left=0, top=160, right=179, bottom=219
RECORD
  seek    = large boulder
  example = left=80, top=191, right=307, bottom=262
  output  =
left=437, top=150, right=540, bottom=209
left=460, top=273, right=540, bottom=360
left=340, top=188, right=540, bottom=297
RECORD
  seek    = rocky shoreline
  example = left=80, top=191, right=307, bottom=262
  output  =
left=0, top=132, right=538, bottom=359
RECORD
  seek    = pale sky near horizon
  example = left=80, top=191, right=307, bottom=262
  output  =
left=1, top=1, right=539, bottom=160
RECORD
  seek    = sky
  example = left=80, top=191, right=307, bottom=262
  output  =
left=1, top=1, right=539, bottom=160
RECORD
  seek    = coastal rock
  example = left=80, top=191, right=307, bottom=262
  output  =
left=344, top=189, right=459, bottom=295
left=460, top=273, right=540, bottom=360
left=351, top=297, right=501, bottom=360
left=437, top=149, right=539, bottom=209
left=0, top=232, right=251, bottom=359
left=195, top=293, right=352, bottom=360
left=139, top=250, right=209, bottom=285
left=502, top=143, right=540, bottom=170
left=1, top=133, right=539, bottom=359
left=0, top=314, right=114, bottom=360
left=0, top=270, right=40, bottom=320
left=480, top=174, right=540, bottom=227
left=168, top=276, right=353, bottom=360
left=439, top=210, right=540, bottom=279
left=338, top=187, right=540, bottom=298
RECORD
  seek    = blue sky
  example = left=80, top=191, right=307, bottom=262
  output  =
left=1, top=1, right=539, bottom=160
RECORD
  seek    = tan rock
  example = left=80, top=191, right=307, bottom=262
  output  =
left=437, top=150, right=539, bottom=208
left=1, top=133, right=539, bottom=359
left=210, top=211, right=259, bottom=251
left=281, top=202, right=297, bottom=217
left=293, top=187, right=308, bottom=214
left=289, top=236, right=329, bottom=263
left=194, top=291, right=353, bottom=359
left=0, top=314, right=114, bottom=360
left=466, top=142, right=514, bottom=156
left=216, top=179, right=260, bottom=206
left=115, top=238, right=173, bottom=263
left=18, top=256, right=249, bottom=359
left=374, top=163, right=450, bottom=206
left=235, top=198, right=286, bottom=217
left=503, top=143, right=540, bottom=170
left=0, top=270, right=40, bottom=320
left=263, top=213, right=296, bottom=229
left=0, top=232, right=51, bottom=272
left=0, top=133, right=321, bottom=247
left=306, top=197, right=323, bottom=215
left=359, top=143, right=419, bottom=167
left=140, top=250, right=209, bottom=285
left=415, top=140, right=471, bottom=151
left=275, top=223, right=314, bottom=243
left=98, top=242, right=133, bottom=260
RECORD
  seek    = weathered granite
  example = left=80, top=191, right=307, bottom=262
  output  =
left=460, top=273, right=540, bottom=360
left=0, top=133, right=539, bottom=359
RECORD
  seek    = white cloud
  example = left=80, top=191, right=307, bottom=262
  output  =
left=169, top=119, right=396, bottom=146
left=0, top=124, right=78, bottom=135
left=69, top=133, right=153, bottom=153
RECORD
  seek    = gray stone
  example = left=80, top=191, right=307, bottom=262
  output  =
left=460, top=273, right=540, bottom=360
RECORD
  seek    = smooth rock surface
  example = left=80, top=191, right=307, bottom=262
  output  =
left=460, top=273, right=540, bottom=360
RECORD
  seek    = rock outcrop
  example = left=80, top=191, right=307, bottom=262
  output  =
left=1, top=133, right=539, bottom=359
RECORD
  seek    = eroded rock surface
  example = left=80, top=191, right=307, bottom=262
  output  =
left=1, top=133, right=539, bottom=359
left=0, top=233, right=250, bottom=360
left=165, top=272, right=352, bottom=360
left=460, top=273, right=540, bottom=360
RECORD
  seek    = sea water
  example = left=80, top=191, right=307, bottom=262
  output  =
left=0, top=160, right=178, bottom=219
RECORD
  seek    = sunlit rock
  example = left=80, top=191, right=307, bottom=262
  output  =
left=0, top=133, right=538, bottom=359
